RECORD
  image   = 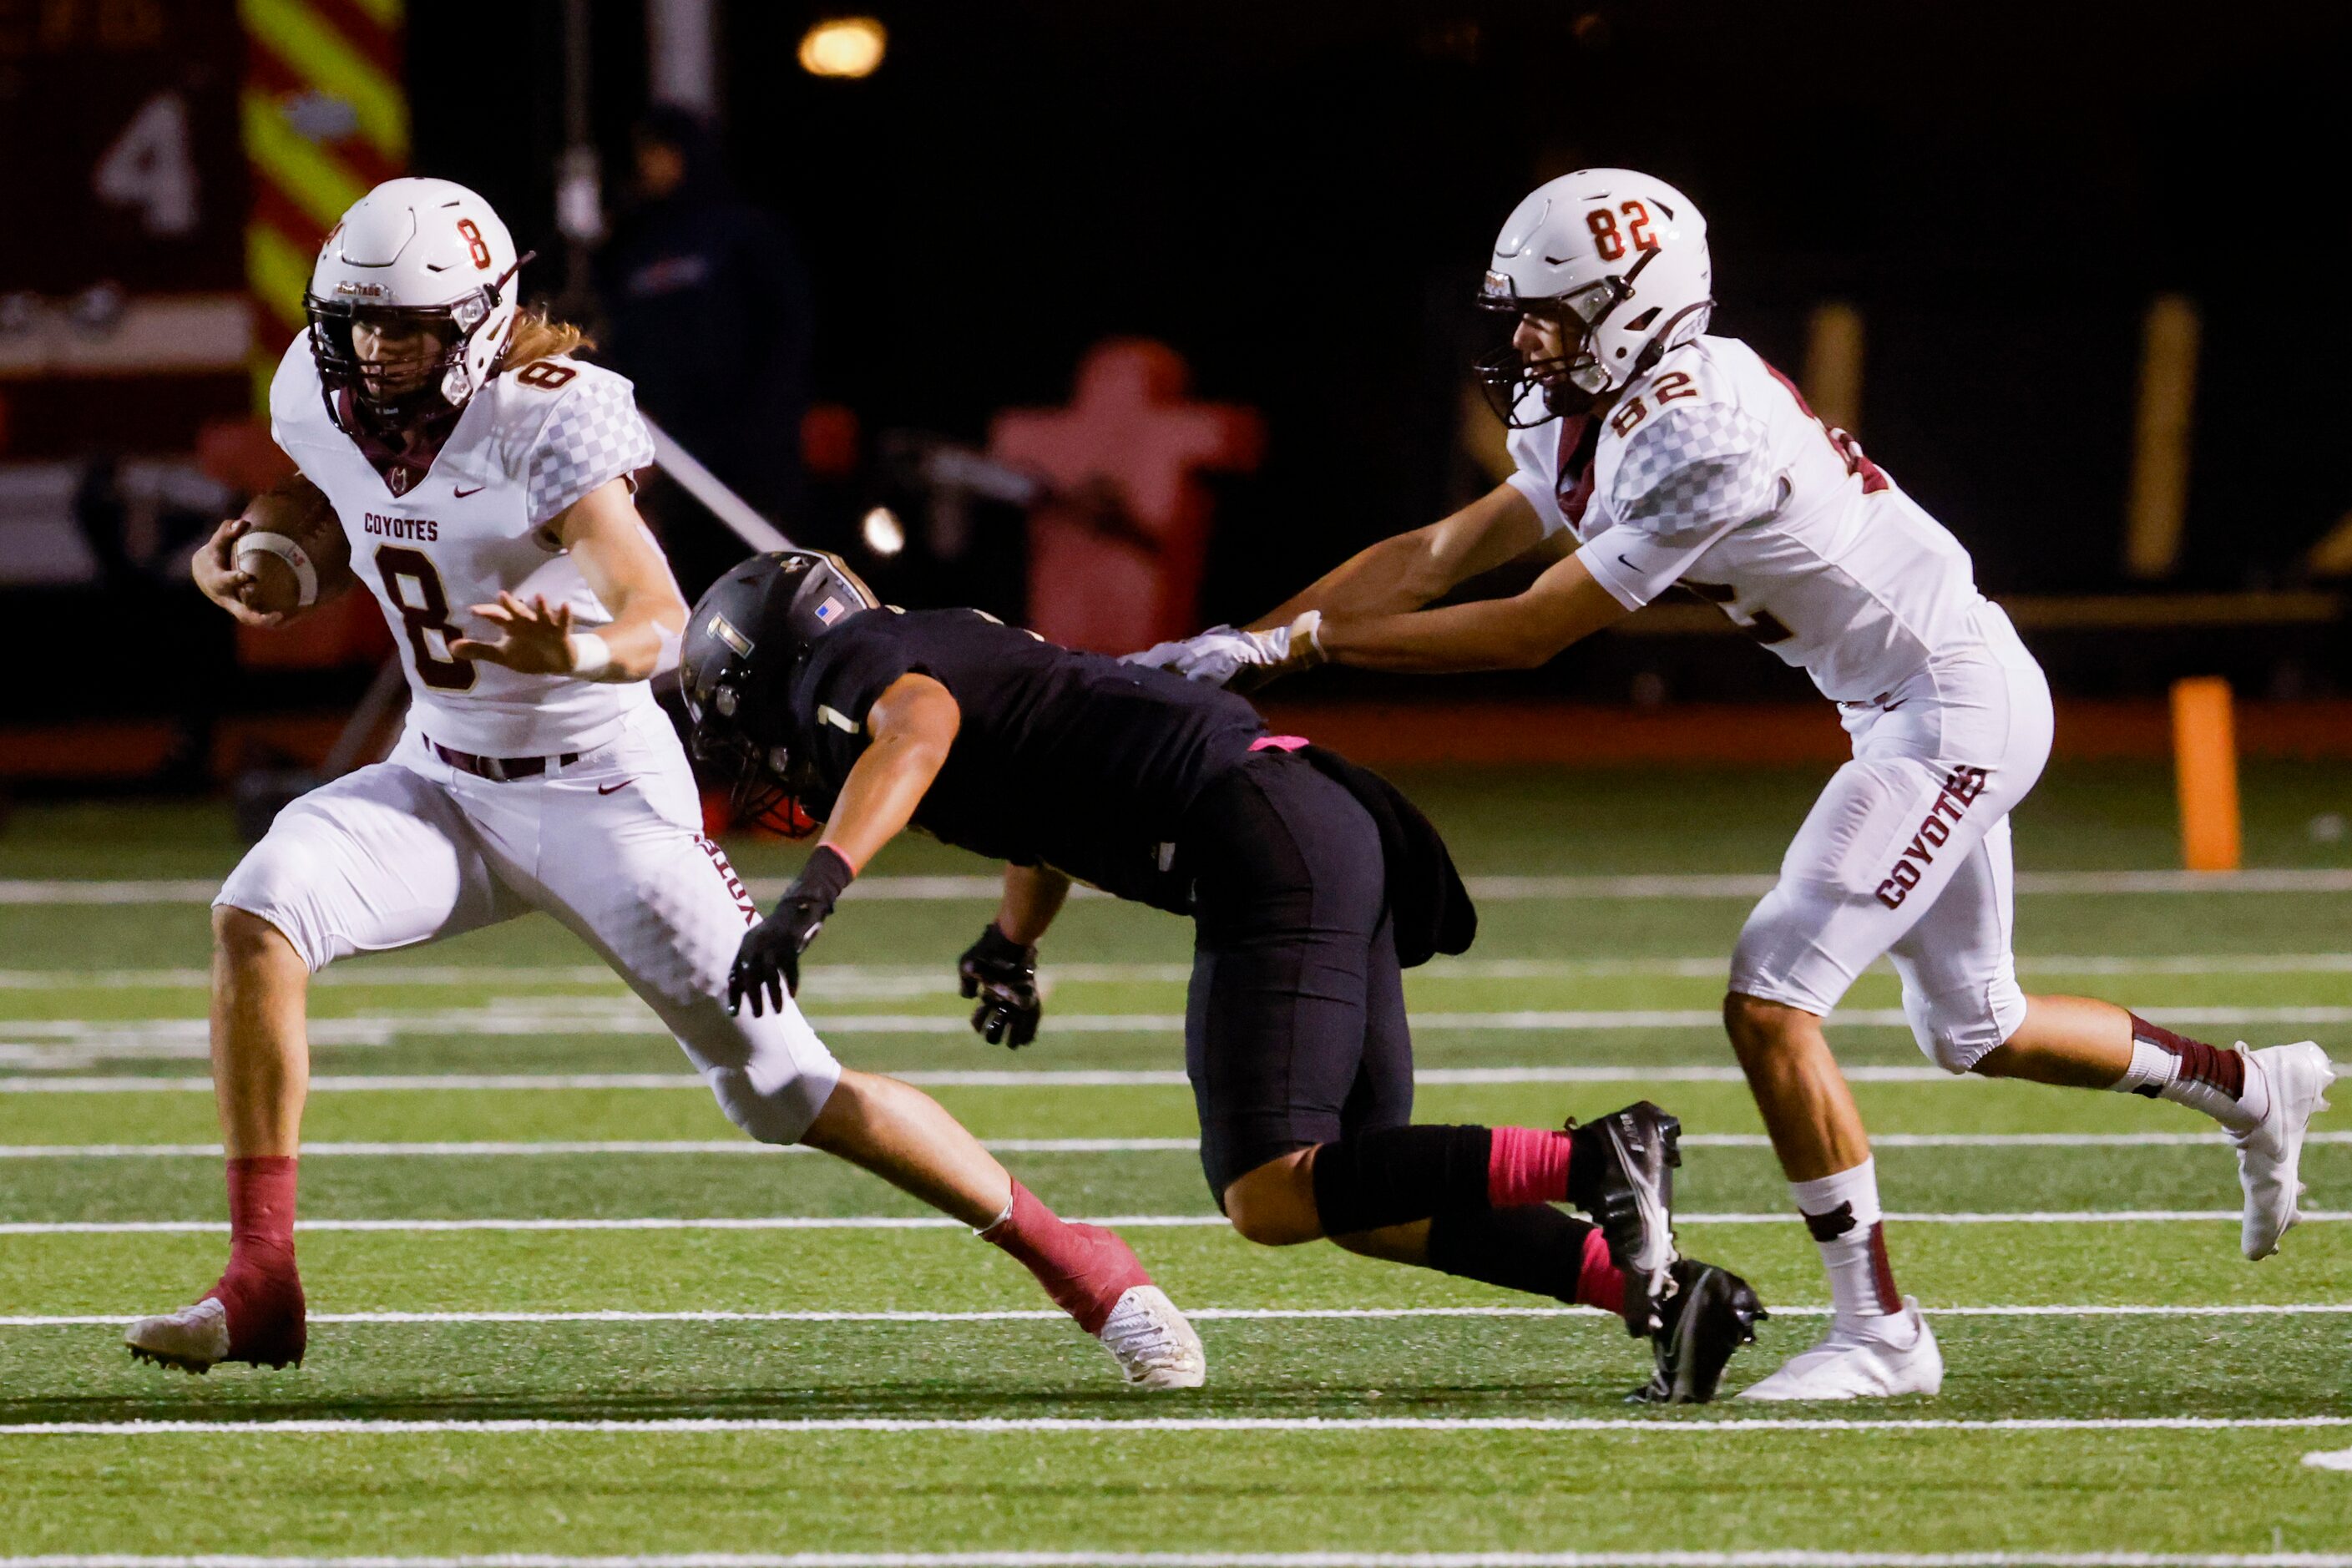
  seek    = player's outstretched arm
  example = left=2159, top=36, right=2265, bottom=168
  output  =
left=820, top=673, right=964, bottom=873
left=1125, top=483, right=1547, bottom=687
left=452, top=478, right=689, bottom=680
left=1248, top=482, right=1546, bottom=630
left=1317, top=548, right=1631, bottom=674
left=727, top=673, right=964, bottom=1015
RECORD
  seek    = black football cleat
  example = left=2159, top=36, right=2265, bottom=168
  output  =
left=1566, top=1100, right=1682, bottom=1328
left=1628, top=1257, right=1768, bottom=1405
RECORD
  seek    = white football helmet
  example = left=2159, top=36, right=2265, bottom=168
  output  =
left=1474, top=168, right=1712, bottom=425
left=304, top=176, right=524, bottom=432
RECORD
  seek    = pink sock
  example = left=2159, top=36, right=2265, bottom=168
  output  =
left=980, top=1181, right=1151, bottom=1335
left=1486, top=1125, right=1573, bottom=1206
left=1573, top=1227, right=1627, bottom=1318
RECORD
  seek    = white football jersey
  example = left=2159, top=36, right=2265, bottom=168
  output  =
left=1505, top=334, right=1986, bottom=703
left=270, top=338, right=662, bottom=755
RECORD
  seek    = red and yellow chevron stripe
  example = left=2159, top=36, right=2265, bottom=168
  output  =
left=240, top=0, right=407, bottom=410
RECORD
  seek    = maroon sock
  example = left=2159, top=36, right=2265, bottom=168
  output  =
left=981, top=1181, right=1151, bottom=1336
left=1486, top=1125, right=1574, bottom=1207
left=205, top=1156, right=306, bottom=1363
left=1865, top=1222, right=1902, bottom=1314
left=2130, top=1014, right=2245, bottom=1098
left=221, top=1155, right=299, bottom=1273
left=1573, top=1227, right=1629, bottom=1319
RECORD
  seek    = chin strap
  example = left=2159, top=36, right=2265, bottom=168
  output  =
left=1622, top=297, right=1716, bottom=385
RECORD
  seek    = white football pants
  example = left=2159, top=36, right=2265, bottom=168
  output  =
left=1729, top=603, right=2056, bottom=1073
left=215, top=704, right=840, bottom=1142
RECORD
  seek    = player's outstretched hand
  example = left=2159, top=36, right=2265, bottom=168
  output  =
left=451, top=592, right=576, bottom=674
left=728, top=846, right=857, bottom=1017
left=1120, top=613, right=1324, bottom=692
left=959, top=922, right=1041, bottom=1047
left=191, top=516, right=285, bottom=629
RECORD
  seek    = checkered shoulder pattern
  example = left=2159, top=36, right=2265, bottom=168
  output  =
left=524, top=366, right=656, bottom=528
left=1610, top=401, right=1779, bottom=546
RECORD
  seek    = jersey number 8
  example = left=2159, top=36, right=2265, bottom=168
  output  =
left=376, top=547, right=478, bottom=691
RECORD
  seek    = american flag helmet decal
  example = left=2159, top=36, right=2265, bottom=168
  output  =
left=814, top=596, right=847, bottom=625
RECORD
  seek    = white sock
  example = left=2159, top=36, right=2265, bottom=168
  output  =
left=1789, top=1157, right=1906, bottom=1327
left=2111, top=1022, right=2264, bottom=1133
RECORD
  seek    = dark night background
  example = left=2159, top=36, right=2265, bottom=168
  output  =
left=403, top=0, right=2352, bottom=630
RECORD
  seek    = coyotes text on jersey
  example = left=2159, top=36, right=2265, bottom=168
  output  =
left=269, top=341, right=661, bottom=755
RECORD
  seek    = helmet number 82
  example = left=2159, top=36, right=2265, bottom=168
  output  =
left=376, top=546, right=478, bottom=691
left=1587, top=200, right=1658, bottom=263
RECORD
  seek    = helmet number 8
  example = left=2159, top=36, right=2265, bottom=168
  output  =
left=457, top=218, right=493, bottom=270
left=376, top=546, right=478, bottom=690
left=1586, top=200, right=1658, bottom=263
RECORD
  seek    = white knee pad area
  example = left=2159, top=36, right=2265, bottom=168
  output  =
left=1901, top=975, right=2027, bottom=1075
left=704, top=1066, right=836, bottom=1146
left=213, top=836, right=336, bottom=974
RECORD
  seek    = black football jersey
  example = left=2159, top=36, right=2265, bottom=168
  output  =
left=787, top=608, right=1265, bottom=908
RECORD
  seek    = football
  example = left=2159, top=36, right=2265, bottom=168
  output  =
left=232, top=483, right=348, bottom=617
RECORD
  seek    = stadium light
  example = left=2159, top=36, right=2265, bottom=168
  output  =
left=861, top=506, right=907, bottom=558
left=799, top=17, right=887, bottom=78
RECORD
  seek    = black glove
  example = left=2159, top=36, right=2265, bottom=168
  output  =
left=729, top=845, right=856, bottom=1017
left=959, top=922, right=1042, bottom=1047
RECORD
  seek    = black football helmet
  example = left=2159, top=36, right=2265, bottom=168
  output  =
left=680, top=550, right=880, bottom=836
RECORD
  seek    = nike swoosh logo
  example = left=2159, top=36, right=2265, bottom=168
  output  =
left=1617, top=554, right=1638, bottom=569
left=597, top=780, right=632, bottom=796
left=454, top=485, right=485, bottom=498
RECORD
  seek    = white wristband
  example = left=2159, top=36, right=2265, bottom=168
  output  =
left=566, top=631, right=614, bottom=679
left=237, top=531, right=319, bottom=608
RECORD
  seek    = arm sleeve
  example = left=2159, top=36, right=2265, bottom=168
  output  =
left=1577, top=403, right=1780, bottom=609
left=525, top=371, right=658, bottom=528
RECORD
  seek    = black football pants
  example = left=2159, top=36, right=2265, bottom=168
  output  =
left=1179, top=749, right=1414, bottom=1199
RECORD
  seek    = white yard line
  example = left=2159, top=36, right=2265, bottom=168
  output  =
left=8, top=1304, right=2349, bottom=1328
left=4, top=1004, right=2344, bottom=1069
left=1, top=1211, right=2340, bottom=1236
left=12, top=952, right=2352, bottom=990
left=14, top=1049, right=2352, bottom=1091
left=10, top=868, right=2352, bottom=905
left=8, top=1559, right=2352, bottom=1568
left=0, top=1415, right=2346, bottom=1436
left=0, top=1066, right=1974, bottom=1092
left=0, top=1132, right=2341, bottom=1159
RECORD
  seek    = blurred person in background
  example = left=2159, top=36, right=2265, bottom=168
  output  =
left=595, top=104, right=814, bottom=596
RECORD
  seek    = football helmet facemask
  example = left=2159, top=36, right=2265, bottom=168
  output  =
left=680, top=550, right=881, bottom=837
left=305, top=177, right=528, bottom=437
left=1473, top=168, right=1714, bottom=427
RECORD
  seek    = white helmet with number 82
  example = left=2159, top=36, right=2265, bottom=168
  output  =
left=304, top=176, right=524, bottom=433
left=1474, top=168, right=1712, bottom=425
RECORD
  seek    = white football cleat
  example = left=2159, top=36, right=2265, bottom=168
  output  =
left=124, top=1297, right=232, bottom=1374
left=2234, top=1041, right=2337, bottom=1261
left=1095, top=1285, right=1206, bottom=1389
left=1737, top=1297, right=1942, bottom=1401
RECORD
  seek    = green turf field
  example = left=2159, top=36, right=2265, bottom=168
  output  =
left=0, top=761, right=2346, bottom=1564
